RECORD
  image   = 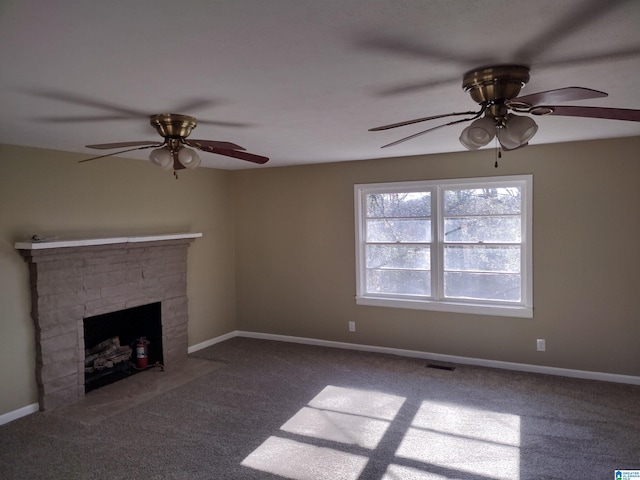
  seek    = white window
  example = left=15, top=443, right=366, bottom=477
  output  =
left=354, top=175, right=533, bottom=318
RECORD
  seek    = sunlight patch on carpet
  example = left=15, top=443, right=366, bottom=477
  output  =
left=395, top=400, right=521, bottom=480
left=281, top=406, right=391, bottom=449
left=383, top=464, right=449, bottom=479
left=241, top=436, right=368, bottom=480
left=307, top=385, right=406, bottom=421
left=241, top=386, right=521, bottom=480
left=241, top=385, right=405, bottom=479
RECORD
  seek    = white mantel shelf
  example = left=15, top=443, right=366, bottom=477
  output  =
left=15, top=233, right=203, bottom=250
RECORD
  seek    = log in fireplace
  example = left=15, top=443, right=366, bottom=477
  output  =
left=83, top=302, right=163, bottom=393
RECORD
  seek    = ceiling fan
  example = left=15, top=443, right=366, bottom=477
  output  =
left=81, top=113, right=269, bottom=176
left=369, top=65, right=640, bottom=152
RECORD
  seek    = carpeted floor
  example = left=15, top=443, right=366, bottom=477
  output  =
left=0, top=337, right=638, bottom=479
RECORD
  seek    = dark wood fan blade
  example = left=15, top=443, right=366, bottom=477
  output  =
left=537, top=45, right=640, bottom=70
left=28, top=90, right=238, bottom=126
left=29, top=91, right=148, bottom=117
left=511, top=87, right=608, bottom=107
left=86, top=141, right=164, bottom=149
left=194, top=145, right=269, bottom=164
left=538, top=106, right=640, bottom=121
left=164, top=98, right=254, bottom=126
left=375, top=76, right=461, bottom=97
left=186, top=139, right=246, bottom=151
left=35, top=115, right=136, bottom=123
left=355, top=35, right=494, bottom=66
left=170, top=98, right=218, bottom=113
left=196, top=119, right=254, bottom=128
left=381, top=116, right=479, bottom=148
left=79, top=145, right=161, bottom=163
left=370, top=110, right=481, bottom=131
left=513, top=0, right=631, bottom=63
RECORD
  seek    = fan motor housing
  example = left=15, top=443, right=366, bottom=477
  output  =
left=150, top=114, right=197, bottom=138
left=463, top=65, right=530, bottom=106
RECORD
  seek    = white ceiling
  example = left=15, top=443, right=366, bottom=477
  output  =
left=2, top=0, right=639, bottom=169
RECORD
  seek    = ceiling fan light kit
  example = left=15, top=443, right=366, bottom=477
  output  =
left=459, top=113, right=538, bottom=151
left=459, top=116, right=496, bottom=150
left=148, top=136, right=202, bottom=172
left=149, top=147, right=173, bottom=170
left=177, top=147, right=201, bottom=169
left=370, top=64, right=640, bottom=157
left=502, top=114, right=538, bottom=149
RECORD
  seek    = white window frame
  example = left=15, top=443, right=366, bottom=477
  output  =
left=354, top=175, right=533, bottom=318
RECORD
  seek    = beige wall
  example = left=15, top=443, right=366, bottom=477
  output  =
left=233, top=136, right=640, bottom=377
left=0, top=144, right=236, bottom=415
left=2, top=137, right=639, bottom=416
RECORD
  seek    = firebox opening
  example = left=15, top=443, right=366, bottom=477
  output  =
left=83, top=302, right=163, bottom=393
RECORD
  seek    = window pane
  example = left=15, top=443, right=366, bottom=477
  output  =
left=366, top=245, right=430, bottom=269
left=444, top=246, right=520, bottom=273
left=444, top=217, right=521, bottom=243
left=367, top=192, right=431, bottom=218
left=444, top=188, right=521, bottom=216
left=444, top=272, right=521, bottom=301
left=366, top=219, right=431, bottom=243
left=367, top=269, right=430, bottom=296
left=356, top=176, right=531, bottom=314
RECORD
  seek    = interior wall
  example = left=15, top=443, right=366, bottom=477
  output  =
left=0, top=144, right=236, bottom=416
left=232, top=136, right=640, bottom=378
left=2, top=137, right=638, bottom=416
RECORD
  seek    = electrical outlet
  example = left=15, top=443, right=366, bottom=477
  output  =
left=537, top=339, right=546, bottom=352
left=348, top=321, right=356, bottom=332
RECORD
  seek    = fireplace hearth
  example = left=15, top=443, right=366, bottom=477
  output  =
left=15, top=233, right=201, bottom=410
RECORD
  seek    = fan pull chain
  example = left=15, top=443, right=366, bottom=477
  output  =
left=495, top=136, right=501, bottom=168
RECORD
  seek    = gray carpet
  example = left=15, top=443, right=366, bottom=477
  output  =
left=0, top=337, right=638, bottom=479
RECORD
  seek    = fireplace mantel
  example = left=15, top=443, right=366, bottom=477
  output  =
left=15, top=232, right=202, bottom=250
left=16, top=232, right=201, bottom=411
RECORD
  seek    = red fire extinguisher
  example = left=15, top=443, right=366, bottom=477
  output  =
left=135, top=337, right=150, bottom=369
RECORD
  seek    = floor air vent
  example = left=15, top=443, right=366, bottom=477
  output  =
left=426, top=363, right=456, bottom=371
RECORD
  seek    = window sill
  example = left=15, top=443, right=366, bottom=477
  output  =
left=355, top=296, right=533, bottom=318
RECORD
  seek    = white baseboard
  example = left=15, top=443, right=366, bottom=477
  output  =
left=0, top=403, right=39, bottom=426
left=7, top=330, right=637, bottom=425
left=233, top=330, right=640, bottom=386
left=187, top=330, right=239, bottom=354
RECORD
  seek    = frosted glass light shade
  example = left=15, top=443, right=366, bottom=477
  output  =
left=177, top=148, right=201, bottom=169
left=149, top=147, right=173, bottom=170
left=500, top=114, right=538, bottom=150
left=497, top=128, right=521, bottom=150
left=459, top=116, right=496, bottom=150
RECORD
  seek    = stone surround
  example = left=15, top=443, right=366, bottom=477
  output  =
left=16, top=233, right=201, bottom=411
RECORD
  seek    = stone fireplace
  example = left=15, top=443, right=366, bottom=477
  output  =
left=15, top=233, right=201, bottom=411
